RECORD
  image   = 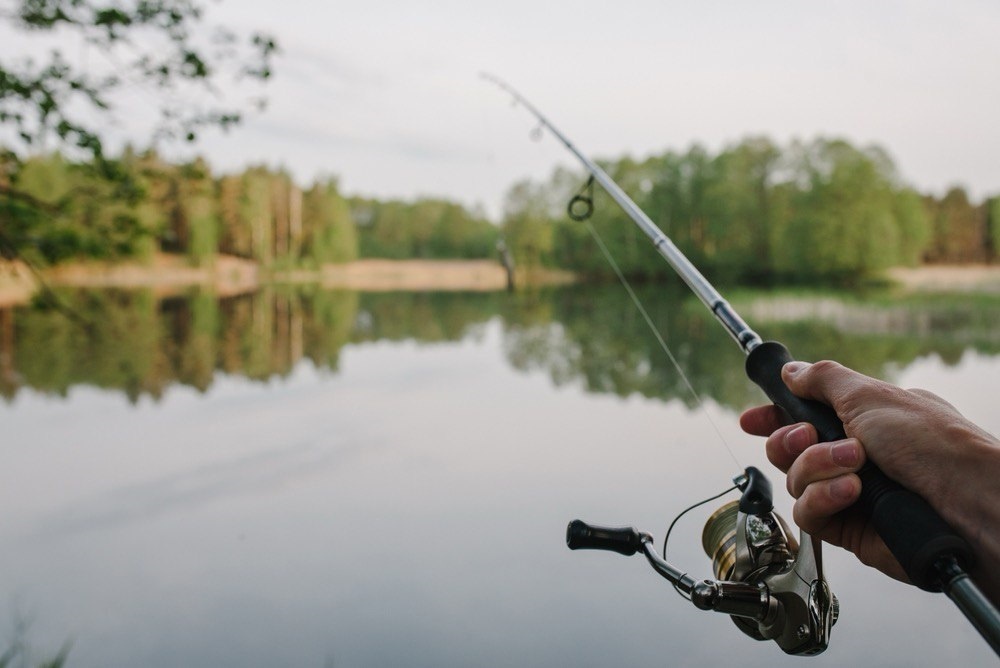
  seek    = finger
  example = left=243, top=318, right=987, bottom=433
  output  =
left=791, top=473, right=861, bottom=535
left=781, top=360, right=892, bottom=420
left=781, top=360, right=855, bottom=405
left=785, top=438, right=866, bottom=498
left=739, top=405, right=789, bottom=436
left=764, top=422, right=818, bottom=473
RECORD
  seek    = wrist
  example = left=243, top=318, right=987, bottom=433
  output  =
left=937, top=429, right=1000, bottom=580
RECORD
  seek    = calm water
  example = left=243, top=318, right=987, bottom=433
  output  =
left=1, top=284, right=998, bottom=667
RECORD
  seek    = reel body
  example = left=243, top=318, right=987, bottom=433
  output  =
left=702, top=498, right=838, bottom=654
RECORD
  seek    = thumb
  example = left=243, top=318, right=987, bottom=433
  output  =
left=781, top=360, right=872, bottom=417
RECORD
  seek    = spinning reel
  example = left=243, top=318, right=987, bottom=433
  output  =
left=566, top=467, right=838, bottom=656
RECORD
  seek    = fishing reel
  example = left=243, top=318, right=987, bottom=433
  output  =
left=566, top=467, right=838, bottom=656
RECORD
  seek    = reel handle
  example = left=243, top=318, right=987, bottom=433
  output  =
left=566, top=520, right=644, bottom=556
left=745, top=341, right=973, bottom=591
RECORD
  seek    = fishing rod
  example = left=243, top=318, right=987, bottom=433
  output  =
left=483, top=73, right=1000, bottom=656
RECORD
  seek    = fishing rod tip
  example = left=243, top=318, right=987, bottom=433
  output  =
left=480, top=72, right=509, bottom=90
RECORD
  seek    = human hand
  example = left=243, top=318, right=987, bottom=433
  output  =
left=740, top=360, right=1000, bottom=591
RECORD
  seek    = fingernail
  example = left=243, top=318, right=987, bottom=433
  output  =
left=784, top=424, right=812, bottom=455
left=831, top=440, right=859, bottom=467
left=783, top=361, right=810, bottom=376
left=830, top=476, right=857, bottom=501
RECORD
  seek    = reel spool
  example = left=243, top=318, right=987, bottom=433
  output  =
left=703, top=500, right=740, bottom=581
left=703, top=500, right=797, bottom=583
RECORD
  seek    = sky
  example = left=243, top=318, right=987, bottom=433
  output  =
left=4, top=0, right=1000, bottom=219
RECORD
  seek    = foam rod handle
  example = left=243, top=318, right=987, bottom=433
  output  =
left=745, top=341, right=973, bottom=591
left=566, top=520, right=643, bottom=556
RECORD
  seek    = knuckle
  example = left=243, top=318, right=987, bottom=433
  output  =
left=791, top=497, right=822, bottom=534
left=786, top=442, right=854, bottom=497
left=786, top=473, right=797, bottom=498
left=809, top=359, right=842, bottom=377
left=765, top=441, right=786, bottom=470
left=786, top=450, right=817, bottom=497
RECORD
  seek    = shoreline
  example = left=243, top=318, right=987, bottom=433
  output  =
left=0, top=255, right=574, bottom=307
left=5, top=257, right=1000, bottom=309
left=885, top=265, right=1000, bottom=292
left=272, top=259, right=574, bottom=292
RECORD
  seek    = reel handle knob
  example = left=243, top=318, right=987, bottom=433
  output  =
left=745, top=341, right=974, bottom=591
left=566, top=520, right=644, bottom=556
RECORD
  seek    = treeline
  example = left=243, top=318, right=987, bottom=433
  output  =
left=6, top=138, right=999, bottom=282
left=350, top=197, right=498, bottom=260
left=0, top=149, right=498, bottom=267
left=500, top=137, right=1000, bottom=282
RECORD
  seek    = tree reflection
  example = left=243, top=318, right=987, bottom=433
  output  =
left=501, top=284, right=1000, bottom=409
left=0, top=288, right=501, bottom=402
left=3, top=285, right=1000, bottom=408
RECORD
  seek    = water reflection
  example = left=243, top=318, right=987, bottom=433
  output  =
left=5, top=284, right=1000, bottom=407
left=34, top=437, right=376, bottom=537
left=3, top=285, right=999, bottom=667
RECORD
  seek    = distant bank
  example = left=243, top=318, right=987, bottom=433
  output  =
left=6, top=255, right=1000, bottom=309
left=0, top=255, right=577, bottom=307
left=886, top=266, right=1000, bottom=293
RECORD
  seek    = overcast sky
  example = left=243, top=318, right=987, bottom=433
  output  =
left=5, top=0, right=1000, bottom=218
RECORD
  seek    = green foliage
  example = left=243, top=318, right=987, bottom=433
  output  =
left=701, top=137, right=781, bottom=281
left=303, top=180, right=357, bottom=264
left=2, top=148, right=505, bottom=267
left=1, top=152, right=150, bottom=263
left=989, top=196, right=1000, bottom=261
left=502, top=136, right=979, bottom=284
left=181, top=158, right=217, bottom=266
left=775, top=139, right=903, bottom=281
left=0, top=0, right=277, bottom=265
left=2, top=0, right=276, bottom=159
left=352, top=197, right=498, bottom=260
left=239, top=167, right=273, bottom=262
left=893, top=188, right=931, bottom=266
left=500, top=179, right=557, bottom=268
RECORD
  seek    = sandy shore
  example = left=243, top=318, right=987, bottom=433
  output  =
left=313, top=259, right=574, bottom=291
left=0, top=260, right=37, bottom=307
left=267, top=259, right=514, bottom=291
left=44, top=254, right=259, bottom=296
left=0, top=255, right=576, bottom=307
left=5, top=258, right=1000, bottom=308
left=886, top=265, right=1000, bottom=292
left=0, top=254, right=259, bottom=308
left=322, top=259, right=510, bottom=291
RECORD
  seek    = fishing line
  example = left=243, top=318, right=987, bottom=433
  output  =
left=660, top=481, right=739, bottom=600
left=581, top=218, right=744, bottom=472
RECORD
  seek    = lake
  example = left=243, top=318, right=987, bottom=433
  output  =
left=1, top=283, right=997, bottom=667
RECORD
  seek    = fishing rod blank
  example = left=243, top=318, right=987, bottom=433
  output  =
left=483, top=73, right=1000, bottom=656
left=482, top=74, right=761, bottom=354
